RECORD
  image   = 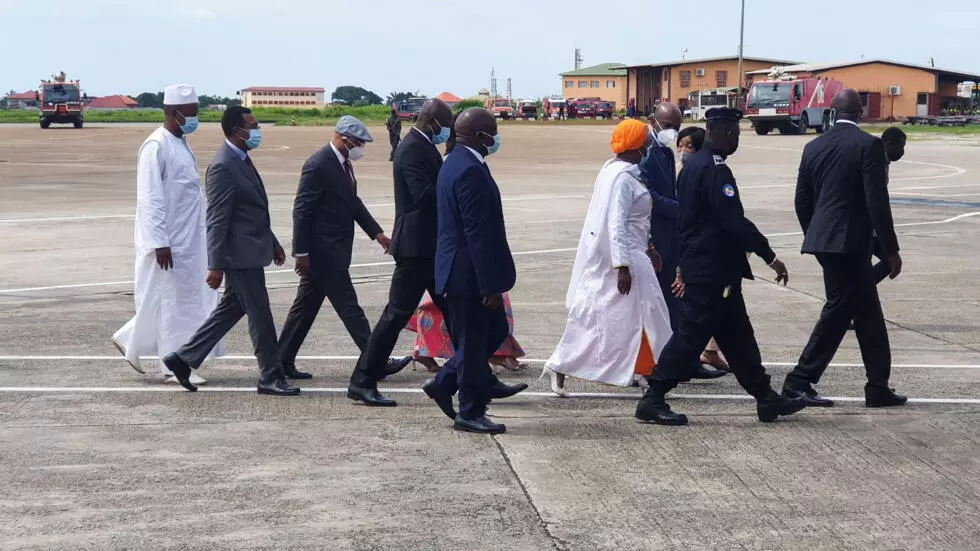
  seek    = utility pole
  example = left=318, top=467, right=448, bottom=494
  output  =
left=736, top=0, right=745, bottom=109
left=574, top=48, right=583, bottom=70
left=490, top=67, right=498, bottom=97
left=506, top=77, right=512, bottom=101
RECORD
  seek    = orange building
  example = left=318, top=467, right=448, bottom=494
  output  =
left=746, top=60, right=980, bottom=120
left=625, top=56, right=796, bottom=115
left=559, top=63, right=628, bottom=109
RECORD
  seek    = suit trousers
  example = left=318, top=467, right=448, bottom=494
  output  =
left=432, top=296, right=509, bottom=420
left=278, top=269, right=371, bottom=370
left=350, top=256, right=450, bottom=388
left=176, top=268, right=281, bottom=383
left=786, top=253, right=891, bottom=388
left=657, top=254, right=681, bottom=331
left=651, top=283, right=772, bottom=399
left=871, top=237, right=891, bottom=285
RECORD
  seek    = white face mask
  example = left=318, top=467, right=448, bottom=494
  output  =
left=345, top=140, right=366, bottom=161
left=654, top=121, right=678, bottom=148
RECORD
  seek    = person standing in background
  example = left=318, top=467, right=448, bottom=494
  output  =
left=386, top=107, right=402, bottom=162
left=112, top=84, right=218, bottom=386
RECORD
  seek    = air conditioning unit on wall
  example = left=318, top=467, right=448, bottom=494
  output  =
left=889, top=85, right=902, bottom=96
left=695, top=68, right=705, bottom=77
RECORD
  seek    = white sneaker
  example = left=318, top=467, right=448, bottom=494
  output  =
left=163, top=372, right=207, bottom=385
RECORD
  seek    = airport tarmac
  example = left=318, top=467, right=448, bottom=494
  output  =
left=1, top=122, right=979, bottom=550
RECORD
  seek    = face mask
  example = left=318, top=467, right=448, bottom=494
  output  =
left=245, top=128, right=262, bottom=150
left=680, top=151, right=695, bottom=166
left=432, top=124, right=451, bottom=145
left=486, top=133, right=502, bottom=156
left=347, top=142, right=366, bottom=161
left=179, top=114, right=199, bottom=135
left=653, top=121, right=677, bottom=148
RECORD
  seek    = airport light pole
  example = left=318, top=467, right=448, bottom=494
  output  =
left=736, top=0, right=746, bottom=109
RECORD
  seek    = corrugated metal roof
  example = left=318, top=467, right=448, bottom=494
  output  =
left=560, top=63, right=627, bottom=77
left=622, top=56, right=798, bottom=70
left=7, top=91, right=36, bottom=100
left=745, top=60, right=980, bottom=81
left=87, top=95, right=138, bottom=108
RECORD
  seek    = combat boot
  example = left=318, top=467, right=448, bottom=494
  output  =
left=635, top=379, right=688, bottom=426
left=757, top=389, right=806, bottom=423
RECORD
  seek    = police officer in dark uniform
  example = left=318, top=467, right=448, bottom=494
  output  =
left=634, top=107, right=807, bottom=426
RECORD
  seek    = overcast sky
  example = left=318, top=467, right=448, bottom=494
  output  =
left=2, top=0, right=977, bottom=99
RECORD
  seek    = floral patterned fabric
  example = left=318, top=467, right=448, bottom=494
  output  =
left=406, top=292, right=525, bottom=359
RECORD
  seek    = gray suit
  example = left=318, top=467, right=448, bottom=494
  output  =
left=175, top=143, right=283, bottom=383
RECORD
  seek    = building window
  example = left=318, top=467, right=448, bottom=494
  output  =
left=716, top=71, right=728, bottom=87
left=679, top=70, right=692, bottom=88
left=565, top=80, right=574, bottom=88
left=606, top=80, right=616, bottom=88
left=578, top=81, right=588, bottom=88
left=591, top=81, right=600, bottom=88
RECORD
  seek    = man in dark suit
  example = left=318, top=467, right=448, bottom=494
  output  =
left=428, top=108, right=515, bottom=434
left=783, top=89, right=907, bottom=409
left=348, top=101, right=528, bottom=408
left=163, top=106, right=298, bottom=397
left=278, top=116, right=410, bottom=399
left=642, top=102, right=726, bottom=380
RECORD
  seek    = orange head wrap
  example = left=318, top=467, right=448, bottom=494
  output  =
left=610, top=119, right=651, bottom=154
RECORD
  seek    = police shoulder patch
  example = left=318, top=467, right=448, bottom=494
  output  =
left=722, top=183, right=736, bottom=198
left=713, top=154, right=726, bottom=166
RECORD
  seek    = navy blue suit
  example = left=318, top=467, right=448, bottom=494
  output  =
left=433, top=146, right=516, bottom=419
left=640, top=143, right=681, bottom=328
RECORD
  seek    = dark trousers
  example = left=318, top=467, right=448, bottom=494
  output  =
left=651, top=283, right=772, bottom=399
left=176, top=268, right=282, bottom=383
left=786, top=253, right=891, bottom=389
left=432, top=296, right=509, bottom=420
left=389, top=137, right=400, bottom=161
left=350, top=256, right=449, bottom=388
left=278, top=269, right=371, bottom=370
left=657, top=255, right=680, bottom=330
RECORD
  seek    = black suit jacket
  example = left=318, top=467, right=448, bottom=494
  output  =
left=390, top=128, right=443, bottom=259
left=796, top=122, right=899, bottom=258
left=291, top=144, right=383, bottom=270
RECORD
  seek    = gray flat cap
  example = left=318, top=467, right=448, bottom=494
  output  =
left=336, top=115, right=373, bottom=143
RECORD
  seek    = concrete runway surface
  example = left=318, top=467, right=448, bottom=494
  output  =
left=1, top=122, right=979, bottom=550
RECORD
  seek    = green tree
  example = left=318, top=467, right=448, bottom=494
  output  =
left=385, top=91, right=417, bottom=105
left=332, top=86, right=382, bottom=106
left=136, top=92, right=164, bottom=108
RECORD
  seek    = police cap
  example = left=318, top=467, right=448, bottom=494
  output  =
left=704, top=107, right=744, bottom=122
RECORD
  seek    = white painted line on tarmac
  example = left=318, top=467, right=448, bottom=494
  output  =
left=0, top=247, right=578, bottom=295
left=2, top=355, right=980, bottom=370
left=0, top=194, right=591, bottom=225
left=0, top=386, right=977, bottom=405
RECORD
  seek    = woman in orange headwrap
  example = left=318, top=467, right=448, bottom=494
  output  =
left=543, top=120, right=674, bottom=395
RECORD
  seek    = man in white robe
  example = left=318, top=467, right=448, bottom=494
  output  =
left=112, top=84, right=222, bottom=383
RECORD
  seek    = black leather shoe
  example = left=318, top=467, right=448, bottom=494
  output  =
left=162, top=353, right=197, bottom=392
left=381, top=356, right=413, bottom=379
left=346, top=385, right=397, bottom=407
left=453, top=415, right=506, bottom=434
left=757, top=392, right=806, bottom=423
left=422, top=378, right=456, bottom=419
left=282, top=365, right=313, bottom=380
left=782, top=385, right=834, bottom=407
left=490, top=381, right=529, bottom=400
left=257, top=378, right=301, bottom=396
left=635, top=398, right=688, bottom=426
left=865, top=385, right=908, bottom=408
left=687, top=365, right=729, bottom=380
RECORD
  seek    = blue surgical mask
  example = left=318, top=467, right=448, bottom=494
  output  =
left=245, top=128, right=263, bottom=150
left=179, top=114, right=199, bottom=135
left=433, top=124, right=451, bottom=145
left=486, top=133, right=502, bottom=155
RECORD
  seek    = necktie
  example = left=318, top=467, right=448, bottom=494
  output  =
left=245, top=155, right=260, bottom=179
left=343, top=159, right=357, bottom=195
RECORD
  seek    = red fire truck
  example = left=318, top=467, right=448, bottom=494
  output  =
left=745, top=77, right=843, bottom=135
left=38, top=72, right=85, bottom=129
